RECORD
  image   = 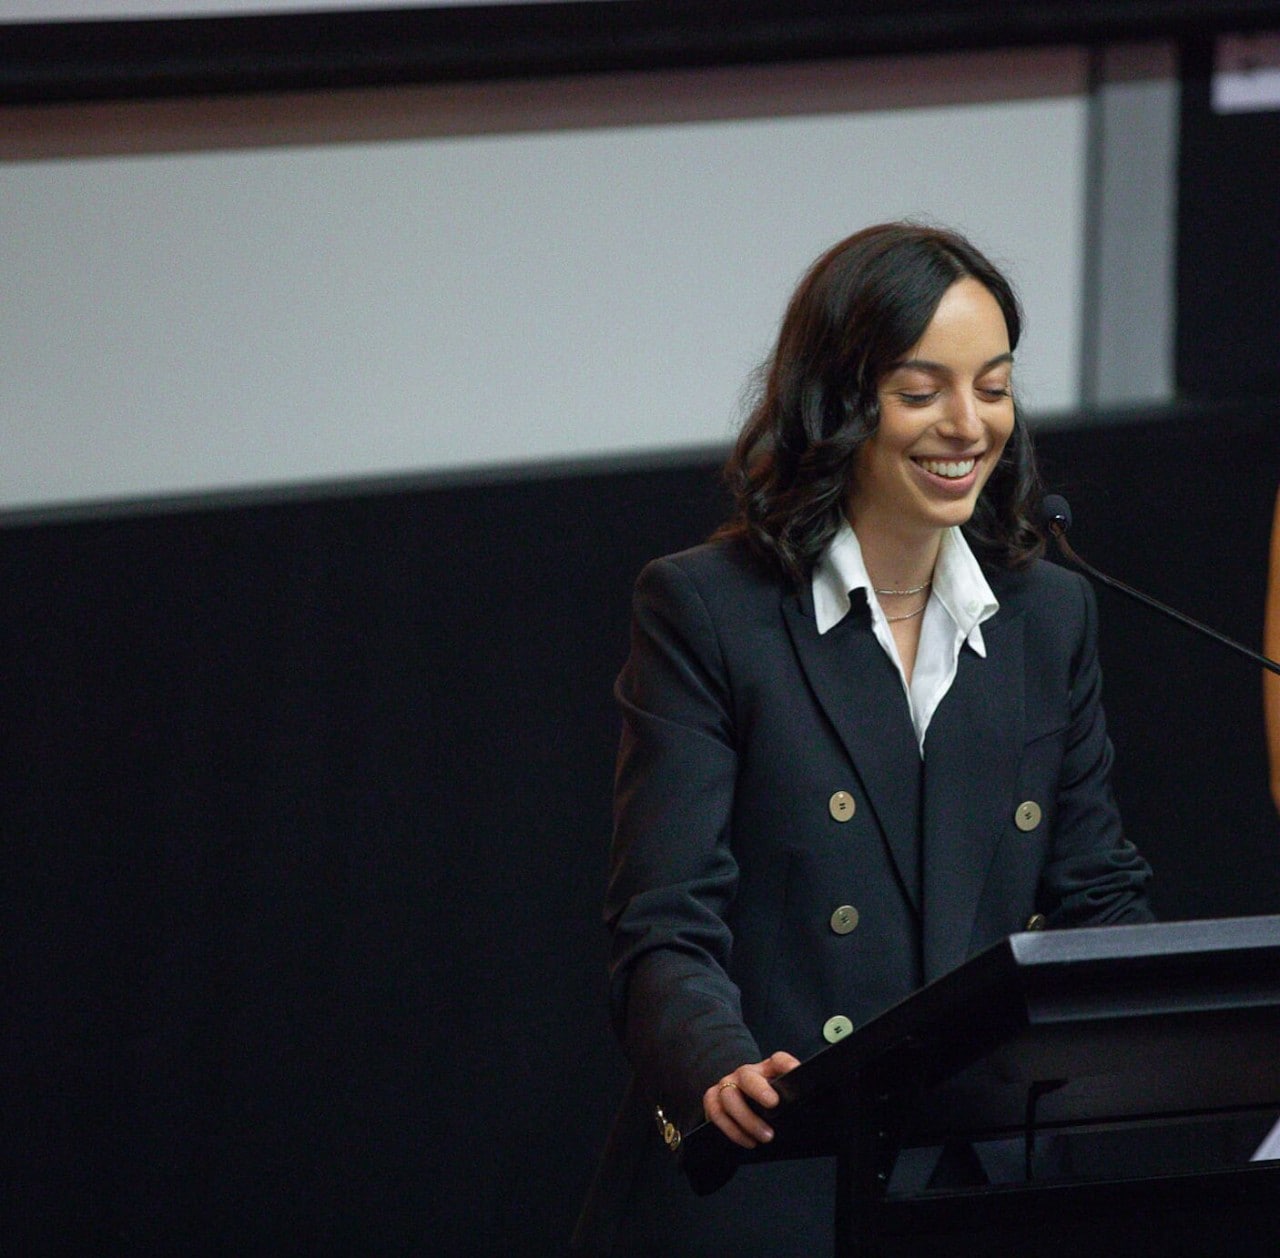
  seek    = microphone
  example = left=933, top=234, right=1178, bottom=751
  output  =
left=1040, top=494, right=1280, bottom=677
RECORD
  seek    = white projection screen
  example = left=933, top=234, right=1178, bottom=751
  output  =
left=2, top=9, right=1094, bottom=516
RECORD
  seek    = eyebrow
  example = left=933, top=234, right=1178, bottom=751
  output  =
left=890, top=351, right=1015, bottom=375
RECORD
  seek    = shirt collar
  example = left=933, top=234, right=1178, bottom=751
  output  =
left=812, top=522, right=999, bottom=653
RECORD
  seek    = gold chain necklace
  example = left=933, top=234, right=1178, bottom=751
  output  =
left=884, top=601, right=927, bottom=624
left=873, top=579, right=932, bottom=597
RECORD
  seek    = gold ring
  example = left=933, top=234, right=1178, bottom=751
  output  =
left=718, top=1080, right=739, bottom=1094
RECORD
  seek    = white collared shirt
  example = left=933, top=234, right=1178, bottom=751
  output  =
left=811, top=522, right=999, bottom=755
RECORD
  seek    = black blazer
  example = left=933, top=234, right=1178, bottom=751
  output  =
left=575, top=538, right=1153, bottom=1256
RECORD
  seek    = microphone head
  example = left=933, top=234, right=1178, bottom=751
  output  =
left=1040, top=494, right=1072, bottom=535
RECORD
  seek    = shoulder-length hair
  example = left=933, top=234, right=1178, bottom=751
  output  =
left=714, top=222, right=1044, bottom=583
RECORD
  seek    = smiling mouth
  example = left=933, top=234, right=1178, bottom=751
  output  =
left=914, top=457, right=977, bottom=479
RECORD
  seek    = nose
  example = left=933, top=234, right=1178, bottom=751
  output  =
left=937, top=389, right=983, bottom=441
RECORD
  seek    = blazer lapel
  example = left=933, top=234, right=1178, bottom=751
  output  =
left=783, top=591, right=924, bottom=913
left=919, top=608, right=1025, bottom=980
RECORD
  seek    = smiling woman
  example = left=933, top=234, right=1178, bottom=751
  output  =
left=574, top=223, right=1154, bottom=1256
left=853, top=278, right=1016, bottom=678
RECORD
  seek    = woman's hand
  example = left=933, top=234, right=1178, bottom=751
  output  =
left=702, top=1050, right=801, bottom=1149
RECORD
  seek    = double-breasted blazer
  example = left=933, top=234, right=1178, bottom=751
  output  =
left=575, top=536, right=1153, bottom=1256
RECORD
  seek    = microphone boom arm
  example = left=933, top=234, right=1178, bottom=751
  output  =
left=1047, top=522, right=1280, bottom=677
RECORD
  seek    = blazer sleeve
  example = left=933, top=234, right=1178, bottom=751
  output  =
left=1038, top=571, right=1155, bottom=926
left=604, top=555, right=761, bottom=1135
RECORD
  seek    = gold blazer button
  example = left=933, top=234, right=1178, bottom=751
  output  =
left=830, top=905, right=860, bottom=935
left=654, top=1106, right=681, bottom=1151
left=1014, top=800, right=1042, bottom=832
left=1025, top=913, right=1048, bottom=932
left=829, top=791, right=856, bottom=822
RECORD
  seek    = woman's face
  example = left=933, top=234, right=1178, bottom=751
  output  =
left=849, top=277, right=1015, bottom=545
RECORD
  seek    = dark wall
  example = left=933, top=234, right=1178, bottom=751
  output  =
left=1178, top=35, right=1280, bottom=399
left=3, top=404, right=1278, bottom=1252
left=0, top=462, right=725, bottom=1254
left=1037, top=407, right=1280, bottom=918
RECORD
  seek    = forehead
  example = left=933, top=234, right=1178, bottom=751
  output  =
left=899, top=279, right=1012, bottom=367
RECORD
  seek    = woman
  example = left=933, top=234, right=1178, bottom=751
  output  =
left=574, top=224, right=1153, bottom=1255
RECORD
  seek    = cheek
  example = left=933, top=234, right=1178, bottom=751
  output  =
left=974, top=421, right=1014, bottom=494
left=989, top=411, right=1016, bottom=458
left=853, top=434, right=884, bottom=482
left=846, top=437, right=897, bottom=514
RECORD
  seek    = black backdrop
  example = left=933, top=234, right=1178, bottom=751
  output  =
left=3, top=402, right=1278, bottom=1253
left=1178, top=37, right=1280, bottom=399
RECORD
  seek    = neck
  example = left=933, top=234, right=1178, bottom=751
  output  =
left=852, top=519, right=943, bottom=595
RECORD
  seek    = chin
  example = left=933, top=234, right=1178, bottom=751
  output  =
left=921, top=500, right=980, bottom=531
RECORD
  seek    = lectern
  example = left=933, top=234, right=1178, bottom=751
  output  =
left=679, top=916, right=1280, bottom=1257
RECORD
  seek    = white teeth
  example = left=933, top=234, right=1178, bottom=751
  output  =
left=917, top=458, right=976, bottom=479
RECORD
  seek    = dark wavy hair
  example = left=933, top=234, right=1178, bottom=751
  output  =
left=714, top=223, right=1044, bottom=583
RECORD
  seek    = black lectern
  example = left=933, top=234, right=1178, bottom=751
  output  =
left=680, top=916, right=1280, bottom=1257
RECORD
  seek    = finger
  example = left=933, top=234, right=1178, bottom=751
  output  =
left=736, top=1069, right=782, bottom=1110
left=725, top=1077, right=777, bottom=1138
left=703, top=1081, right=755, bottom=1148
left=710, top=1107, right=762, bottom=1149
left=716, top=1084, right=775, bottom=1148
left=743, top=1056, right=797, bottom=1104
left=715, top=1121, right=759, bottom=1150
left=705, top=1077, right=772, bottom=1147
left=749, top=1052, right=801, bottom=1106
